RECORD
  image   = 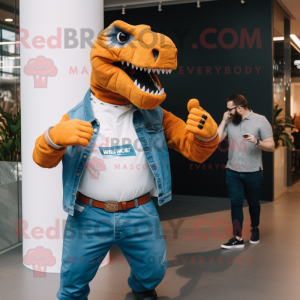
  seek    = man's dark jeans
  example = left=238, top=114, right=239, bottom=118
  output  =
left=226, top=168, right=264, bottom=237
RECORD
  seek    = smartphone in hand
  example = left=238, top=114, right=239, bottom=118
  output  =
left=242, top=134, right=249, bottom=138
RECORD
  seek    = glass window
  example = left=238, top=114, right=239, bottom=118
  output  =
left=2, top=29, right=15, bottom=41
left=0, top=0, right=22, bottom=253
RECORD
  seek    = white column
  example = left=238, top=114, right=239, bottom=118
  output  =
left=20, top=0, right=109, bottom=273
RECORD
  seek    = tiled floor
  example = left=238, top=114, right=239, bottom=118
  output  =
left=1, top=182, right=300, bottom=300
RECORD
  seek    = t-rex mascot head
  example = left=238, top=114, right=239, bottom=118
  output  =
left=90, top=20, right=178, bottom=109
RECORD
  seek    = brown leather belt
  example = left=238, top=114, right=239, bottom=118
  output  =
left=76, top=191, right=151, bottom=213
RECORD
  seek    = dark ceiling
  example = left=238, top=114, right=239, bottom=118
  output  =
left=0, top=0, right=19, bottom=29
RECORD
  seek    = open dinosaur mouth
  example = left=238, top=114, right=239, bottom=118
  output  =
left=113, top=61, right=173, bottom=96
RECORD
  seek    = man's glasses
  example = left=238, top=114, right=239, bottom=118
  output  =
left=227, top=106, right=238, bottom=112
left=227, top=105, right=245, bottom=112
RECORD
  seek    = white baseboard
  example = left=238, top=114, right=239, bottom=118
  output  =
left=0, top=243, right=22, bottom=256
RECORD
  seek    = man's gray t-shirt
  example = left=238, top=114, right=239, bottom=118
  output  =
left=224, top=111, right=273, bottom=172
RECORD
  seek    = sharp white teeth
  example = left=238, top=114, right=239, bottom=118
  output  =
left=126, top=62, right=130, bottom=67
left=155, top=90, right=159, bottom=95
left=131, top=64, right=135, bottom=69
left=162, top=70, right=165, bottom=74
left=158, top=88, right=164, bottom=95
left=148, top=69, right=151, bottom=73
left=137, top=83, right=140, bottom=89
left=146, top=88, right=150, bottom=93
left=170, top=70, right=172, bottom=74
left=136, top=65, right=139, bottom=70
left=140, top=67, right=143, bottom=71
left=154, top=82, right=160, bottom=91
left=121, top=61, right=124, bottom=65
left=150, top=91, right=154, bottom=94
left=156, top=69, right=160, bottom=75
left=134, top=79, right=138, bottom=85
left=141, top=86, right=146, bottom=92
left=152, top=69, right=156, bottom=74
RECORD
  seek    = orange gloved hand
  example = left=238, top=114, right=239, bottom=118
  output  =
left=186, top=99, right=218, bottom=140
left=49, top=119, right=94, bottom=148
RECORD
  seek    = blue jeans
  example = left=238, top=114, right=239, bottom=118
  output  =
left=226, top=168, right=264, bottom=237
left=56, top=199, right=167, bottom=300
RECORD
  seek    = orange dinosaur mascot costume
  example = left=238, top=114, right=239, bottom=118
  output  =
left=33, top=21, right=219, bottom=300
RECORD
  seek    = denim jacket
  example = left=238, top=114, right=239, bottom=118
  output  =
left=62, top=89, right=172, bottom=216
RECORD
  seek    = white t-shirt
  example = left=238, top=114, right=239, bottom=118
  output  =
left=77, top=93, right=156, bottom=202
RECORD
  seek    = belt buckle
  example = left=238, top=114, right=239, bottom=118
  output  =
left=104, top=201, right=118, bottom=212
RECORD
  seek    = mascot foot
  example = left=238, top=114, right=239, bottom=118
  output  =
left=132, top=289, right=157, bottom=300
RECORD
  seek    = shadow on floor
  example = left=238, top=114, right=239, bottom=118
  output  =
left=164, top=246, right=249, bottom=300
left=123, top=245, right=249, bottom=300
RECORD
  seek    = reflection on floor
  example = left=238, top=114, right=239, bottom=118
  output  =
left=1, top=181, right=300, bottom=300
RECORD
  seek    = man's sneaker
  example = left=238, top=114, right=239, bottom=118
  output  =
left=221, top=237, right=245, bottom=249
left=250, top=227, right=260, bottom=244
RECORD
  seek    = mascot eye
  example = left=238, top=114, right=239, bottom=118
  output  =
left=117, top=32, right=128, bottom=44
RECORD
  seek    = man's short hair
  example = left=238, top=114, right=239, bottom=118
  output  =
left=227, top=95, right=248, bottom=109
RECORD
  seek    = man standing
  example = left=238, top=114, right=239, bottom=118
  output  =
left=217, top=95, right=274, bottom=249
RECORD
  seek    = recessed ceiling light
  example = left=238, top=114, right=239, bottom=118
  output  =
left=291, top=34, right=300, bottom=48
left=5, top=18, right=13, bottom=22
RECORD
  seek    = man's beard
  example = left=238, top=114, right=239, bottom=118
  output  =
left=231, top=111, right=242, bottom=124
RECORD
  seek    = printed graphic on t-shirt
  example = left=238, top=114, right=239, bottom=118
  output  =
left=99, top=144, right=136, bottom=159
